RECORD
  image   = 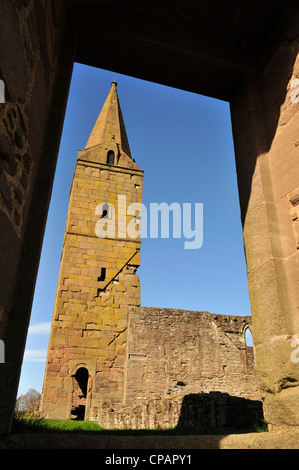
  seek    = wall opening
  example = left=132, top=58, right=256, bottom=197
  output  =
left=107, top=150, right=115, bottom=165
left=71, top=367, right=89, bottom=420
left=245, top=327, right=255, bottom=369
left=98, top=267, right=106, bottom=282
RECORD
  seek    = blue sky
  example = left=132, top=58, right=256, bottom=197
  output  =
left=18, top=63, right=252, bottom=394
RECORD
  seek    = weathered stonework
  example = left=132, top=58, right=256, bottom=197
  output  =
left=124, top=308, right=259, bottom=405
left=290, top=188, right=299, bottom=249
left=0, top=0, right=66, bottom=236
left=41, top=82, right=143, bottom=420
left=91, top=393, right=263, bottom=431
left=88, top=308, right=261, bottom=430
left=0, top=0, right=72, bottom=434
left=231, top=42, right=299, bottom=432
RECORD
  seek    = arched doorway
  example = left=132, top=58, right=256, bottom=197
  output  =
left=71, top=367, right=89, bottom=420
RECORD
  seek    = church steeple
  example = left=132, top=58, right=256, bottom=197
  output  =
left=84, top=81, right=131, bottom=159
left=41, top=81, right=143, bottom=420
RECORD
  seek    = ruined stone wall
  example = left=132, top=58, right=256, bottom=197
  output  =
left=89, top=308, right=260, bottom=429
left=124, top=308, right=260, bottom=404
left=91, top=393, right=263, bottom=431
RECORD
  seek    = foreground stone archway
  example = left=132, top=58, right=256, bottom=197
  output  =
left=0, top=0, right=298, bottom=435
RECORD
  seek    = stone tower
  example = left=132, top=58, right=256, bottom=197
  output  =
left=41, top=82, right=143, bottom=420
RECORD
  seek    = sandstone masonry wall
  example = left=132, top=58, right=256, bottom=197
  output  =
left=124, top=308, right=260, bottom=404
left=41, top=156, right=143, bottom=419
left=0, top=0, right=71, bottom=433
left=89, top=308, right=260, bottom=429
left=92, top=393, right=263, bottom=431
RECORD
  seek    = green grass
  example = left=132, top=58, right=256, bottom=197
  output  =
left=12, top=414, right=268, bottom=435
left=12, top=416, right=105, bottom=434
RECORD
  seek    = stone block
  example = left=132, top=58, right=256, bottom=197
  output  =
left=248, top=257, right=293, bottom=342
left=269, top=112, right=299, bottom=203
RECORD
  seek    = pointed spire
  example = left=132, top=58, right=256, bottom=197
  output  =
left=85, top=81, right=131, bottom=157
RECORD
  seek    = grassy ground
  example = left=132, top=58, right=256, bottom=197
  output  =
left=12, top=414, right=268, bottom=435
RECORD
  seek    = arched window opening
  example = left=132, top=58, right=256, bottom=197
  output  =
left=71, top=367, right=89, bottom=420
left=245, top=328, right=253, bottom=347
left=245, top=327, right=255, bottom=369
left=107, top=150, right=115, bottom=165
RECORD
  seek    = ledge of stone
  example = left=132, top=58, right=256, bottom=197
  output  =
left=1, top=432, right=299, bottom=449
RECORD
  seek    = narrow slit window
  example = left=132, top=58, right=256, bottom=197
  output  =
left=98, top=268, right=106, bottom=282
